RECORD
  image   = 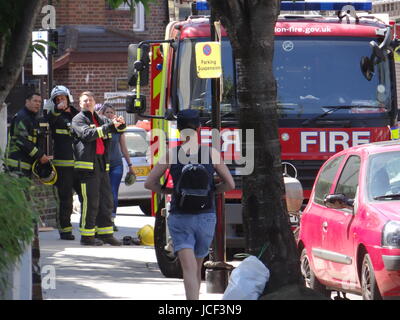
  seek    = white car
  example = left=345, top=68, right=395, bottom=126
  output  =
left=118, top=125, right=151, bottom=215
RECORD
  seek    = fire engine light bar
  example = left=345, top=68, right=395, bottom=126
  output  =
left=195, top=1, right=209, bottom=11
left=281, top=1, right=372, bottom=11
left=196, top=1, right=371, bottom=12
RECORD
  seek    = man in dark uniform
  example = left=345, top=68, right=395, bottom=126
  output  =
left=71, top=91, right=125, bottom=246
left=4, top=92, right=51, bottom=300
left=5, top=92, right=50, bottom=174
left=45, top=85, right=80, bottom=240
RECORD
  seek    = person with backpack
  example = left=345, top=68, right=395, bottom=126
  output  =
left=145, top=109, right=235, bottom=300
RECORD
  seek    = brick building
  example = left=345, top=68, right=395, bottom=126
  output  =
left=5, top=1, right=172, bottom=227
left=6, top=0, right=169, bottom=118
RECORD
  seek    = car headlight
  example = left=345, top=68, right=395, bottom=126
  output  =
left=382, top=221, right=400, bottom=248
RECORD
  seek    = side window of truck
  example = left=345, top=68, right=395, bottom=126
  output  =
left=314, top=155, right=344, bottom=205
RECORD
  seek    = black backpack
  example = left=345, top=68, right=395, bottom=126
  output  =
left=175, top=163, right=212, bottom=212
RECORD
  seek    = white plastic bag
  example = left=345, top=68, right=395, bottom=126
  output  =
left=222, top=255, right=270, bottom=300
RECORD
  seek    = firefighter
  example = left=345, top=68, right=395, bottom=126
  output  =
left=4, top=92, right=51, bottom=300
left=45, top=85, right=80, bottom=240
left=4, top=92, right=50, bottom=176
left=71, top=91, right=126, bottom=246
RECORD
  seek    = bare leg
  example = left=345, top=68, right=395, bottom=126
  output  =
left=196, top=257, right=204, bottom=294
left=177, top=248, right=201, bottom=300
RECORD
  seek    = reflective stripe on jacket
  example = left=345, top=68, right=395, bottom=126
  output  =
left=45, top=105, right=79, bottom=164
left=71, top=110, right=126, bottom=171
left=5, top=107, right=45, bottom=176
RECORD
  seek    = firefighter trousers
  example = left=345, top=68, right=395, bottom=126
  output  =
left=77, top=155, right=114, bottom=237
left=55, top=166, right=79, bottom=234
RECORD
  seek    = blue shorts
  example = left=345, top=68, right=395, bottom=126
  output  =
left=167, top=212, right=216, bottom=258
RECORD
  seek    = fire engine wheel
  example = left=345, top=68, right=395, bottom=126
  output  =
left=154, top=208, right=183, bottom=279
left=300, top=248, right=331, bottom=298
left=361, top=254, right=382, bottom=300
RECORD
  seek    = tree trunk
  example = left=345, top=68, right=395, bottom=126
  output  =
left=0, top=0, right=43, bottom=111
left=209, top=0, right=303, bottom=293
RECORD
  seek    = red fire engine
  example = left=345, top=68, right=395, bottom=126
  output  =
left=126, top=1, right=399, bottom=277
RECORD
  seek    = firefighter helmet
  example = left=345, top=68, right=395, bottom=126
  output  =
left=50, top=85, right=74, bottom=105
left=124, top=171, right=137, bottom=186
left=32, top=160, right=58, bottom=185
left=137, top=224, right=154, bottom=246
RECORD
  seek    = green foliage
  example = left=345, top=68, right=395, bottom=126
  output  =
left=30, top=39, right=57, bottom=60
left=0, top=0, right=27, bottom=54
left=106, top=0, right=157, bottom=14
left=0, top=171, right=41, bottom=293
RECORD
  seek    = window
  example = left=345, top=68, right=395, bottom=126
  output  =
left=335, top=156, right=360, bottom=199
left=314, top=155, right=344, bottom=205
left=133, top=2, right=145, bottom=32
left=110, top=1, right=145, bottom=32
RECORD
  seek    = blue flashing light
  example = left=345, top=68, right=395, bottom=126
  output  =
left=196, top=1, right=210, bottom=11
left=281, top=1, right=372, bottom=11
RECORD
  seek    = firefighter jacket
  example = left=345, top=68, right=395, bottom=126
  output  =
left=45, top=104, right=79, bottom=168
left=71, top=110, right=126, bottom=172
left=4, top=107, right=45, bottom=176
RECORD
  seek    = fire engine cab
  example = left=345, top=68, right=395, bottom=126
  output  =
left=126, top=0, right=399, bottom=278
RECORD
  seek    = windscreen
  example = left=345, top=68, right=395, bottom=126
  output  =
left=125, top=129, right=148, bottom=157
left=274, top=36, right=392, bottom=119
left=367, top=151, right=400, bottom=200
left=175, top=36, right=392, bottom=121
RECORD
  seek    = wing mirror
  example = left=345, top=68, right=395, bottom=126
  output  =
left=324, top=194, right=354, bottom=209
left=360, top=27, right=391, bottom=81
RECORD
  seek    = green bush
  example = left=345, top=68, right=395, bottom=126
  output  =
left=0, top=172, right=41, bottom=293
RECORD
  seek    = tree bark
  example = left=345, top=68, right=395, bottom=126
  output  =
left=209, top=0, right=303, bottom=293
left=0, top=0, right=43, bottom=111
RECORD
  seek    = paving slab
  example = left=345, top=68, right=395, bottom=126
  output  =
left=39, top=206, right=224, bottom=300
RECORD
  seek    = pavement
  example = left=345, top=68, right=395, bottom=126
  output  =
left=39, top=205, right=225, bottom=300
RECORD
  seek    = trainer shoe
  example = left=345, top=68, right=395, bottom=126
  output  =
left=80, top=236, right=103, bottom=246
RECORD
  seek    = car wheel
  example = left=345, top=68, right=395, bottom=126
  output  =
left=154, top=206, right=183, bottom=279
left=139, top=201, right=151, bottom=216
left=300, top=248, right=331, bottom=297
left=361, top=254, right=382, bottom=300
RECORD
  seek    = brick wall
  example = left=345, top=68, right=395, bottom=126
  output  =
left=32, top=179, right=59, bottom=229
left=51, top=0, right=168, bottom=38
left=56, top=0, right=107, bottom=25
left=62, top=62, right=128, bottom=104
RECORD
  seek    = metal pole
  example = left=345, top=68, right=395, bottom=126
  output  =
left=47, top=32, right=53, bottom=99
left=205, top=8, right=229, bottom=294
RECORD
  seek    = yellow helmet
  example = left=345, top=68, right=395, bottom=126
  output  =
left=137, top=224, right=154, bottom=246
left=32, top=160, right=58, bottom=185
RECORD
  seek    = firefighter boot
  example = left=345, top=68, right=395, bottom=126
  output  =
left=60, top=232, right=75, bottom=240
left=80, top=236, right=104, bottom=246
left=98, top=235, right=121, bottom=246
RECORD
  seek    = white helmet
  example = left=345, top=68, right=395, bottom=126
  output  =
left=50, top=85, right=74, bottom=104
left=44, top=85, right=74, bottom=112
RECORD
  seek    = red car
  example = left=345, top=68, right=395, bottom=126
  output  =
left=298, top=140, right=400, bottom=300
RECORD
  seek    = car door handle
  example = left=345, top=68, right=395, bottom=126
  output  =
left=322, top=221, right=328, bottom=232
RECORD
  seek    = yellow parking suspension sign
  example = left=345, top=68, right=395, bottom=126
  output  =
left=195, top=42, right=222, bottom=78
